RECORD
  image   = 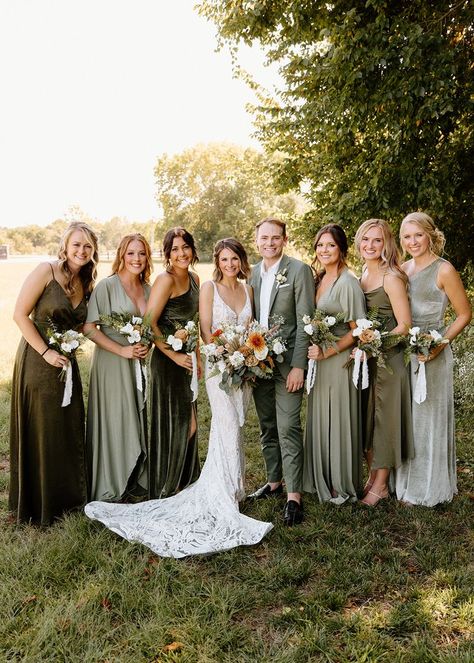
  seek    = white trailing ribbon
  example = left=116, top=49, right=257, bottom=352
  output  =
left=189, top=351, right=198, bottom=402
left=352, top=348, right=369, bottom=389
left=61, top=363, right=73, bottom=407
left=413, top=360, right=427, bottom=404
left=306, top=358, right=317, bottom=394
left=134, top=359, right=148, bottom=402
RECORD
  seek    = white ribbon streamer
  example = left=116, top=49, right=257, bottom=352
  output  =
left=413, top=360, right=427, bottom=404
left=306, top=358, right=317, bottom=394
left=135, top=358, right=143, bottom=393
left=61, top=363, right=73, bottom=407
left=352, top=348, right=369, bottom=389
left=189, top=351, right=198, bottom=402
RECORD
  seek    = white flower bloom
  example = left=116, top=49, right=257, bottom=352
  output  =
left=273, top=340, right=284, bottom=355
left=60, top=342, right=73, bottom=353
left=302, top=315, right=311, bottom=325
left=373, top=330, right=381, bottom=340
left=127, top=330, right=141, bottom=344
left=132, top=316, right=142, bottom=325
left=185, top=320, right=196, bottom=331
left=255, top=346, right=269, bottom=361
left=120, top=322, right=134, bottom=335
left=356, top=318, right=373, bottom=330
left=229, top=351, right=245, bottom=368
left=304, top=324, right=314, bottom=336
left=324, top=316, right=337, bottom=326
left=167, top=335, right=183, bottom=351
left=202, top=343, right=217, bottom=357
left=408, top=326, right=420, bottom=336
left=234, top=324, right=246, bottom=334
left=217, top=360, right=226, bottom=373
left=429, top=330, right=442, bottom=342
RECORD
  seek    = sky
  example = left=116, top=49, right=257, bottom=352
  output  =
left=0, top=0, right=279, bottom=228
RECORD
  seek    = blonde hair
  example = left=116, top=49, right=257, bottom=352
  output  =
left=57, top=222, right=99, bottom=297
left=112, top=234, right=153, bottom=284
left=355, top=218, right=407, bottom=283
left=400, top=212, right=446, bottom=256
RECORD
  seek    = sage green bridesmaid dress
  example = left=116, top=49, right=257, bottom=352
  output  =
left=9, top=275, right=88, bottom=525
left=148, top=273, right=200, bottom=498
left=363, top=283, right=414, bottom=469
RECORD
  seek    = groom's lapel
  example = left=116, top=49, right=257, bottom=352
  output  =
left=269, top=254, right=289, bottom=315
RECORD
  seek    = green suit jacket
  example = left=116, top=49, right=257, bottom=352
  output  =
left=250, top=255, right=315, bottom=378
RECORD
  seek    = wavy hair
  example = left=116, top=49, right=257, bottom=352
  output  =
left=355, top=218, right=407, bottom=283
left=311, top=223, right=348, bottom=288
left=57, top=221, right=99, bottom=297
left=212, top=238, right=251, bottom=282
left=162, top=227, right=198, bottom=270
left=111, top=234, right=153, bottom=284
left=400, top=212, right=446, bottom=256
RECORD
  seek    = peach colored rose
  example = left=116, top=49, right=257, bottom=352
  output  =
left=174, top=328, right=189, bottom=341
left=359, top=329, right=376, bottom=343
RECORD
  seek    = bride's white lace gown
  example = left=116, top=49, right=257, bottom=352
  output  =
left=85, top=282, right=273, bottom=558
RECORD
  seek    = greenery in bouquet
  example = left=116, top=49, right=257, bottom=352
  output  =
left=44, top=322, right=85, bottom=380
left=163, top=315, right=199, bottom=353
left=302, top=309, right=346, bottom=352
left=404, top=327, right=449, bottom=366
left=202, top=319, right=286, bottom=393
left=99, top=312, right=155, bottom=346
left=345, top=307, right=405, bottom=372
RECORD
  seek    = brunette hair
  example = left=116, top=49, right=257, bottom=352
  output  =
left=162, top=227, right=198, bottom=269
left=311, top=223, right=348, bottom=288
left=111, top=234, right=153, bottom=284
left=355, top=218, right=407, bottom=282
left=255, top=216, right=287, bottom=238
left=400, top=212, right=446, bottom=256
left=212, top=238, right=251, bottom=281
left=57, top=221, right=99, bottom=297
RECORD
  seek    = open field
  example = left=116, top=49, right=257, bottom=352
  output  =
left=0, top=260, right=473, bottom=662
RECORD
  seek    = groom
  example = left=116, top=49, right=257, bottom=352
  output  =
left=249, top=217, right=314, bottom=525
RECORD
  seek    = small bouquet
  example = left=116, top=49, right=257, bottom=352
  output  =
left=45, top=326, right=85, bottom=407
left=99, top=312, right=154, bottom=398
left=303, top=310, right=345, bottom=393
left=164, top=317, right=200, bottom=402
left=345, top=309, right=404, bottom=389
left=202, top=320, right=286, bottom=395
left=404, top=327, right=449, bottom=403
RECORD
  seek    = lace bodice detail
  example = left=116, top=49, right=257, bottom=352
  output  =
left=211, top=281, right=252, bottom=331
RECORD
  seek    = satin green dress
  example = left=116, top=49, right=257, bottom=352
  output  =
left=303, top=269, right=366, bottom=503
left=9, top=276, right=88, bottom=525
left=363, top=284, right=414, bottom=469
left=86, top=274, right=150, bottom=502
left=148, top=274, right=200, bottom=498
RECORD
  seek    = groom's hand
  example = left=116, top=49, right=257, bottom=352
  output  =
left=286, top=367, right=304, bottom=393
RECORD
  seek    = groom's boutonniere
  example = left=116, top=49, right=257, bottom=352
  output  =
left=275, top=267, right=288, bottom=288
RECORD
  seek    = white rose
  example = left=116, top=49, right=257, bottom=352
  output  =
left=234, top=324, right=246, bottom=334
left=272, top=340, right=284, bottom=355
left=127, top=330, right=141, bottom=344
left=255, top=346, right=269, bottom=361
left=429, top=330, right=442, bottom=342
left=229, top=351, right=245, bottom=368
left=202, top=343, right=217, bottom=357
left=324, top=316, right=336, bottom=326
left=355, top=318, right=373, bottom=330
left=167, top=335, right=183, bottom=351
left=408, top=326, right=420, bottom=336
left=304, top=324, right=314, bottom=336
left=185, top=320, right=196, bottom=331
left=302, top=315, right=311, bottom=325
left=120, top=322, right=134, bottom=335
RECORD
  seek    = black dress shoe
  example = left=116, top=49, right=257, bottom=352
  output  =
left=247, top=483, right=283, bottom=499
left=283, top=500, right=303, bottom=526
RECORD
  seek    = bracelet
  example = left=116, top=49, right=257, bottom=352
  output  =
left=41, top=347, right=49, bottom=356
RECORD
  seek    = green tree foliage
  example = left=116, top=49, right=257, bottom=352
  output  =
left=154, top=142, right=306, bottom=259
left=198, top=1, right=474, bottom=268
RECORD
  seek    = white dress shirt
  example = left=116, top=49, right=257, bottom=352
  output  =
left=259, top=258, right=282, bottom=328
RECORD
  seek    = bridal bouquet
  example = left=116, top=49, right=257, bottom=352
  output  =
left=164, top=317, right=200, bottom=402
left=345, top=309, right=404, bottom=389
left=99, top=311, right=154, bottom=398
left=404, top=327, right=448, bottom=403
left=302, top=309, right=345, bottom=393
left=202, top=320, right=286, bottom=394
left=45, top=325, right=85, bottom=407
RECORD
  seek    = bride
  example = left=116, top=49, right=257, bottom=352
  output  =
left=85, top=238, right=273, bottom=558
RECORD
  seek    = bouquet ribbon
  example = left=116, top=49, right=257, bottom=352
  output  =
left=134, top=359, right=148, bottom=402
left=306, top=358, right=317, bottom=394
left=413, top=360, right=427, bottom=404
left=61, top=363, right=73, bottom=407
left=352, top=348, right=369, bottom=389
left=189, top=350, right=198, bottom=402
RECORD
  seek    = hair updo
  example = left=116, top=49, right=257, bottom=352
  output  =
left=400, top=212, right=446, bottom=256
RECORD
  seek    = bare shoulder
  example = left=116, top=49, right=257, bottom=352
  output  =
left=401, top=259, right=414, bottom=276
left=384, top=271, right=407, bottom=294
left=438, top=259, right=457, bottom=280
left=200, top=280, right=214, bottom=295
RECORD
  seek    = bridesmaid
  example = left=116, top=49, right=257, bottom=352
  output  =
left=9, top=222, right=98, bottom=525
left=147, top=227, right=200, bottom=498
left=84, top=234, right=153, bottom=502
left=355, top=218, right=414, bottom=506
left=396, top=212, right=471, bottom=506
left=303, top=224, right=366, bottom=503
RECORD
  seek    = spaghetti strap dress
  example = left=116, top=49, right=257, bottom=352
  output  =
left=363, top=284, right=414, bottom=469
left=147, top=273, right=200, bottom=498
left=395, top=258, right=456, bottom=505
left=9, top=270, right=88, bottom=525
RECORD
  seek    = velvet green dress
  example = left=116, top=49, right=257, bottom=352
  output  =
left=148, top=274, right=200, bottom=498
left=9, top=276, right=88, bottom=525
left=363, top=283, right=414, bottom=469
left=303, top=269, right=366, bottom=503
left=86, top=275, right=150, bottom=502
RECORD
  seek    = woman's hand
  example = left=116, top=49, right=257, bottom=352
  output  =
left=120, top=343, right=149, bottom=360
left=172, top=351, right=194, bottom=370
left=43, top=349, right=69, bottom=369
left=308, top=344, right=324, bottom=361
left=417, top=342, right=447, bottom=363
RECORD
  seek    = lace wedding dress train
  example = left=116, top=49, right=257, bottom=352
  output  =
left=85, top=283, right=273, bottom=558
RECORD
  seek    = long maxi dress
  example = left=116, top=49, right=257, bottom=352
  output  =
left=148, top=273, right=200, bottom=498
left=86, top=274, right=150, bottom=502
left=363, top=282, right=414, bottom=470
left=303, top=268, right=366, bottom=503
left=395, top=258, right=456, bottom=505
left=85, top=282, right=273, bottom=558
left=9, top=271, right=88, bottom=525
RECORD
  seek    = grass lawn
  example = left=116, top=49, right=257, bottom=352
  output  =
left=0, top=260, right=472, bottom=662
